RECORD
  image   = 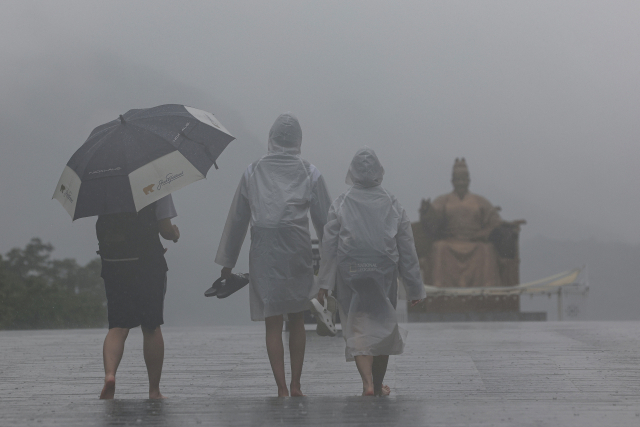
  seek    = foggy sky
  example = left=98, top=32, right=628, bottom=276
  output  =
left=1, top=1, right=639, bottom=324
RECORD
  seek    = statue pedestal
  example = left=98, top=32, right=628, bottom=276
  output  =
left=407, top=295, right=546, bottom=322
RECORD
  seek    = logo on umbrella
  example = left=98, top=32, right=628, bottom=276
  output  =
left=157, top=171, right=184, bottom=191
left=60, top=185, right=74, bottom=203
left=89, top=167, right=122, bottom=175
left=173, top=123, right=191, bottom=142
left=143, top=184, right=155, bottom=195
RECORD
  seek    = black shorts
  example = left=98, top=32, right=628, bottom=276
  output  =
left=101, top=259, right=167, bottom=330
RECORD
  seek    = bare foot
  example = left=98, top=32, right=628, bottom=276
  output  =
left=277, top=387, right=290, bottom=397
left=362, top=386, right=375, bottom=396
left=376, top=385, right=391, bottom=396
left=100, top=375, right=116, bottom=399
left=149, top=391, right=166, bottom=399
left=290, top=384, right=305, bottom=397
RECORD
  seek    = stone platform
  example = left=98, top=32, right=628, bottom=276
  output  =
left=408, top=311, right=547, bottom=322
left=1, top=322, right=640, bottom=426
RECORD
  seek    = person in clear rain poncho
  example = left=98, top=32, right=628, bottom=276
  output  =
left=316, top=147, right=425, bottom=396
left=215, top=113, right=331, bottom=397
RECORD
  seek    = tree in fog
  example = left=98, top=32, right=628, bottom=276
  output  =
left=0, top=238, right=106, bottom=329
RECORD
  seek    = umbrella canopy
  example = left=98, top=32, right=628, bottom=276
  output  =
left=53, top=104, right=235, bottom=220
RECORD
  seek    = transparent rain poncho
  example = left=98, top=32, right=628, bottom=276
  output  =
left=215, top=113, right=331, bottom=320
left=316, top=148, right=425, bottom=361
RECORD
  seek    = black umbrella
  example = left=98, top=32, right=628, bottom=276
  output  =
left=53, top=104, right=235, bottom=220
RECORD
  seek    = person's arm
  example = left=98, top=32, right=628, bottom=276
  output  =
left=215, top=173, right=251, bottom=278
left=316, top=202, right=340, bottom=304
left=395, top=203, right=426, bottom=306
left=309, top=173, right=332, bottom=244
left=158, top=218, right=180, bottom=242
left=155, top=194, right=179, bottom=243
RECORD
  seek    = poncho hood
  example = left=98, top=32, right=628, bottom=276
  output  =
left=346, top=147, right=385, bottom=188
left=268, top=112, right=302, bottom=155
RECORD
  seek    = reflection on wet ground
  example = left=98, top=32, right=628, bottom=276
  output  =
left=2, top=322, right=640, bottom=426
left=97, top=396, right=425, bottom=426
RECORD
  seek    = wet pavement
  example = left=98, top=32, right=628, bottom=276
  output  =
left=1, top=322, right=640, bottom=426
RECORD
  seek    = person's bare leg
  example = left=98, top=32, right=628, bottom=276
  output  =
left=142, top=325, right=165, bottom=399
left=287, top=312, right=306, bottom=397
left=354, top=355, right=374, bottom=396
left=373, top=355, right=390, bottom=396
left=100, top=327, right=129, bottom=399
left=265, top=315, right=289, bottom=397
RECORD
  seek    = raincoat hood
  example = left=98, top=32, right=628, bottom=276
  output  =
left=346, top=147, right=385, bottom=188
left=268, top=112, right=302, bottom=155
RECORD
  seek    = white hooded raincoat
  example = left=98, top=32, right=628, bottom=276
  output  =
left=317, top=148, right=426, bottom=361
left=215, top=113, right=331, bottom=320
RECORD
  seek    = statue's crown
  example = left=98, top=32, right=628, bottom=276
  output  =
left=453, top=157, right=469, bottom=176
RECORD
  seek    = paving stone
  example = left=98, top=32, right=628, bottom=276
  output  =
left=1, top=322, right=640, bottom=426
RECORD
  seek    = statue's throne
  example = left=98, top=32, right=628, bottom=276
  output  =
left=410, top=199, right=526, bottom=315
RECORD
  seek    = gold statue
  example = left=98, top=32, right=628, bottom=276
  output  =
left=414, top=158, right=525, bottom=288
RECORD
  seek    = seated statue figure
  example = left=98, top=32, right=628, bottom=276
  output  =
left=415, top=158, right=525, bottom=288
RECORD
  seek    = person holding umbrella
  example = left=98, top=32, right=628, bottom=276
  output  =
left=53, top=104, right=236, bottom=399
left=215, top=112, right=331, bottom=397
left=97, top=195, right=180, bottom=400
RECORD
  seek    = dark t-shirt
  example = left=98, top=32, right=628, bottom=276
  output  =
left=98, top=195, right=177, bottom=272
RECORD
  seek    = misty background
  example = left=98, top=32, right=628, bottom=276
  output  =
left=1, top=1, right=638, bottom=325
